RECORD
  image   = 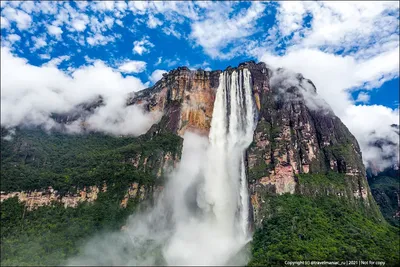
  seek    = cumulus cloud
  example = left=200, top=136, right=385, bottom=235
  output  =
left=269, top=1, right=399, bottom=56
left=133, top=36, right=154, bottom=55
left=43, top=55, right=71, bottom=68
left=0, top=47, right=160, bottom=136
left=31, top=36, right=47, bottom=50
left=190, top=2, right=266, bottom=59
left=86, top=33, right=116, bottom=46
left=1, top=16, right=10, bottom=29
left=355, top=92, right=370, bottom=104
left=47, top=24, right=63, bottom=39
left=342, top=105, right=399, bottom=170
left=1, top=6, right=32, bottom=30
left=118, top=60, right=147, bottom=74
left=149, top=69, right=167, bottom=84
left=7, top=34, right=20, bottom=43
left=147, top=14, right=163, bottom=29
left=71, top=19, right=86, bottom=31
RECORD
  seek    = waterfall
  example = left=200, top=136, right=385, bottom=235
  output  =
left=205, top=68, right=257, bottom=241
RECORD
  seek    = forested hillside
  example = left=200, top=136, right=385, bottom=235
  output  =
left=1, top=127, right=182, bottom=266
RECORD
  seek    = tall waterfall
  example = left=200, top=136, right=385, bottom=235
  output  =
left=205, top=68, right=257, bottom=241
left=67, top=68, right=258, bottom=266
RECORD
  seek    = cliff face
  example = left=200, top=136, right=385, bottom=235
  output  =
left=2, top=61, right=380, bottom=226
left=128, top=67, right=220, bottom=136
left=0, top=183, right=165, bottom=211
left=126, top=61, right=377, bottom=225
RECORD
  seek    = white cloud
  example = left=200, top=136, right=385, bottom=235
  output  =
left=7, top=34, right=20, bottom=43
left=1, top=47, right=160, bottom=136
left=267, top=1, right=399, bottom=57
left=154, top=56, right=162, bottom=66
left=47, top=24, right=63, bottom=39
left=186, top=60, right=211, bottom=71
left=94, top=1, right=115, bottom=11
left=257, top=48, right=399, bottom=117
left=252, top=3, right=400, bottom=171
left=149, top=69, right=167, bottom=84
left=163, top=25, right=182, bottom=39
left=164, top=58, right=179, bottom=67
left=2, top=6, right=32, bottom=30
left=147, top=14, right=163, bottom=29
left=43, top=55, right=71, bottom=68
left=87, top=33, right=116, bottom=46
left=75, top=1, right=89, bottom=11
left=190, top=2, right=266, bottom=59
left=31, top=36, right=47, bottom=50
left=118, top=60, right=147, bottom=74
left=39, top=53, right=51, bottom=60
left=39, top=1, right=58, bottom=15
left=72, top=19, right=87, bottom=32
left=133, top=36, right=154, bottom=55
left=269, top=67, right=331, bottom=112
left=115, top=19, right=123, bottom=26
left=20, top=1, right=37, bottom=13
left=116, top=1, right=127, bottom=11
left=1, top=16, right=10, bottom=29
left=355, top=92, right=370, bottom=103
left=342, top=105, right=399, bottom=170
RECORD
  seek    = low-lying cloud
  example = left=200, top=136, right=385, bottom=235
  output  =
left=1, top=47, right=160, bottom=136
left=342, top=105, right=399, bottom=171
left=269, top=67, right=332, bottom=113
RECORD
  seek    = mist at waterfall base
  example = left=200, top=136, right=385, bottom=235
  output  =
left=67, top=69, right=257, bottom=266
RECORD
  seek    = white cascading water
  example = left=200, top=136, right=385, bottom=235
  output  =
left=205, top=68, right=256, bottom=241
left=67, top=68, right=257, bottom=266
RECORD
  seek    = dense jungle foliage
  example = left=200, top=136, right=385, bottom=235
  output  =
left=0, top=126, right=182, bottom=266
left=1, top=193, right=139, bottom=266
left=248, top=194, right=400, bottom=266
left=367, top=167, right=400, bottom=227
left=1, top=127, right=182, bottom=193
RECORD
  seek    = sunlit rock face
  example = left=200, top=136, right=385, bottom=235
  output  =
left=0, top=186, right=103, bottom=210
left=129, top=67, right=220, bottom=136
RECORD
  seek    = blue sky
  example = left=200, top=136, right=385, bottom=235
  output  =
left=1, top=1, right=399, bottom=168
left=1, top=1, right=398, bottom=108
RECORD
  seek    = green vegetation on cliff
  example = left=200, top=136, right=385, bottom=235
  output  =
left=1, top=127, right=182, bottom=192
left=368, top=168, right=400, bottom=227
left=1, top=192, right=139, bottom=266
left=297, top=172, right=347, bottom=190
left=0, top=127, right=182, bottom=266
left=249, top=194, right=400, bottom=266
